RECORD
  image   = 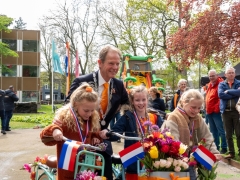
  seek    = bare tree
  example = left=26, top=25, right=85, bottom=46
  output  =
left=38, top=20, right=54, bottom=102
left=41, top=0, right=101, bottom=78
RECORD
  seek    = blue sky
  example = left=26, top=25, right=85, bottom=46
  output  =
left=0, top=0, right=58, bottom=30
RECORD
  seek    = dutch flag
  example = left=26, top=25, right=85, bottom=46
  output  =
left=119, top=142, right=144, bottom=168
left=193, top=145, right=217, bottom=170
left=58, top=140, right=81, bottom=171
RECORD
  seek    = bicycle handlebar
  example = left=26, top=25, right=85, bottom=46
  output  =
left=42, top=136, right=106, bottom=151
left=106, top=131, right=142, bottom=141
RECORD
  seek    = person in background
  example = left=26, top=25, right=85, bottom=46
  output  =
left=236, top=97, right=240, bottom=114
left=0, top=89, right=6, bottom=134
left=162, top=89, right=222, bottom=180
left=100, top=85, right=164, bottom=180
left=40, top=83, right=103, bottom=180
left=4, top=85, right=19, bottom=131
left=200, top=85, right=208, bottom=124
left=218, top=67, right=240, bottom=159
left=148, top=86, right=166, bottom=112
left=62, top=45, right=129, bottom=180
left=205, top=69, right=227, bottom=154
left=170, top=79, right=187, bottom=112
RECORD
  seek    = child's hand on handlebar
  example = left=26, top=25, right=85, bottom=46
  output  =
left=92, top=138, right=101, bottom=145
left=53, top=129, right=63, bottom=141
left=99, top=129, right=109, bottom=139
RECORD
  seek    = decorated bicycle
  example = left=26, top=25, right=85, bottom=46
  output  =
left=22, top=136, right=107, bottom=180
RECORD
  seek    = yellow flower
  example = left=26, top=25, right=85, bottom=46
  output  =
left=149, top=146, right=158, bottom=159
left=165, top=132, right=171, bottom=137
left=159, top=134, right=164, bottom=138
left=179, top=143, right=188, bottom=155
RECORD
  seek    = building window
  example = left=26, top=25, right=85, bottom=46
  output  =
left=23, top=66, right=38, bottom=77
left=45, top=84, right=49, bottom=89
left=22, top=91, right=38, bottom=102
left=1, top=64, right=17, bottom=77
left=22, top=40, right=38, bottom=52
left=2, top=39, right=17, bottom=51
left=54, top=83, right=59, bottom=89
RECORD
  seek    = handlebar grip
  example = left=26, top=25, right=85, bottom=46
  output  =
left=106, top=131, right=113, bottom=138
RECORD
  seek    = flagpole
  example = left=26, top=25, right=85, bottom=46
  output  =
left=66, top=42, right=71, bottom=95
left=52, top=61, right=54, bottom=113
left=51, top=41, right=54, bottom=113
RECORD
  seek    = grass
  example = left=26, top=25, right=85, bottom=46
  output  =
left=10, top=104, right=62, bottom=129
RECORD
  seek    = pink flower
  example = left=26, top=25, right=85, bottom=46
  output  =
left=159, top=159, right=167, bottom=168
left=188, top=160, right=197, bottom=166
left=174, top=166, right=181, bottom=172
left=153, top=161, right=160, bottom=169
left=35, top=156, right=40, bottom=162
left=167, top=157, right=173, bottom=163
left=23, top=164, right=31, bottom=173
left=182, top=162, right=189, bottom=169
left=165, top=161, right=172, bottom=168
left=173, top=159, right=180, bottom=167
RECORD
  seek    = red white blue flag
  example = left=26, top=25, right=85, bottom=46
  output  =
left=58, top=140, right=81, bottom=171
left=119, top=142, right=144, bottom=168
left=192, top=145, right=217, bottom=170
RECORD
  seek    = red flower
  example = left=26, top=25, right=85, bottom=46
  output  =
left=172, top=141, right=181, bottom=148
left=169, top=141, right=181, bottom=156
left=153, top=132, right=161, bottom=138
left=161, top=144, right=170, bottom=153
left=30, top=171, right=36, bottom=180
left=191, top=146, right=197, bottom=152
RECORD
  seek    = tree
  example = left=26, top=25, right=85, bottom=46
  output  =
left=167, top=1, right=240, bottom=68
left=0, top=15, right=18, bottom=57
left=99, top=0, right=179, bottom=58
left=0, top=15, right=18, bottom=73
left=41, top=0, right=100, bottom=78
left=13, top=17, right=27, bottom=29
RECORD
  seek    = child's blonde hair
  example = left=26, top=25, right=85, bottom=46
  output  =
left=55, top=83, right=100, bottom=132
left=178, top=89, right=204, bottom=107
left=128, top=85, right=148, bottom=111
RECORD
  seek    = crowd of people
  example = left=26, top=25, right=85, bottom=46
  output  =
left=39, top=44, right=239, bottom=180
left=0, top=85, right=19, bottom=135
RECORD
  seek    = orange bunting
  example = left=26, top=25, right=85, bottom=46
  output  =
left=86, top=86, right=92, bottom=92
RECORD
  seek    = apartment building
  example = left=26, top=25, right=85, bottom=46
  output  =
left=0, top=29, right=40, bottom=102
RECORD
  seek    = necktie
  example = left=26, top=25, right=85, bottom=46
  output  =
left=101, top=82, right=109, bottom=115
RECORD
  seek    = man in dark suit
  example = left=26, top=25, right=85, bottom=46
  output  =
left=4, top=85, right=19, bottom=131
left=65, top=45, right=129, bottom=180
left=0, top=89, right=6, bottom=134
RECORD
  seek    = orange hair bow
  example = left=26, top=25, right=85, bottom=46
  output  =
left=86, top=86, right=93, bottom=92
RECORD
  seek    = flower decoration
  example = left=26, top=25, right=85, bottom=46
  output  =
left=95, top=142, right=108, bottom=151
left=22, top=155, right=48, bottom=180
left=111, top=88, right=116, bottom=94
left=75, top=170, right=106, bottom=180
left=140, top=127, right=189, bottom=173
left=189, top=139, right=218, bottom=180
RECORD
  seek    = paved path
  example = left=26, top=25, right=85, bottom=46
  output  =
left=1, top=129, right=240, bottom=180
